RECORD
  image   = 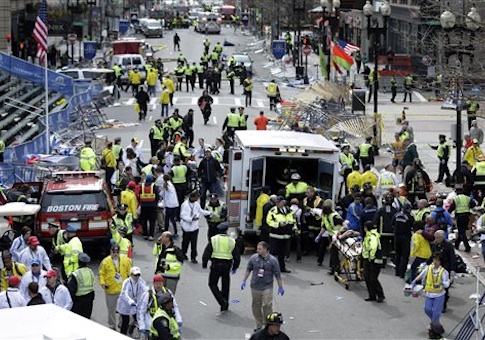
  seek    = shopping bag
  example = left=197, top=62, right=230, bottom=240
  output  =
left=134, top=103, right=140, bottom=113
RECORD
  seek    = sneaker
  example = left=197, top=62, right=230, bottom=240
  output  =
left=148, top=236, right=154, bottom=241
left=191, top=258, right=198, bottom=264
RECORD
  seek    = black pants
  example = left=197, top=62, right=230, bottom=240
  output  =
left=209, top=260, right=231, bottom=309
left=270, top=238, right=289, bottom=271
left=329, top=244, right=340, bottom=273
left=403, top=88, right=412, bottom=102
left=164, top=207, right=178, bottom=235
left=363, top=259, right=384, bottom=300
left=391, top=87, right=397, bottom=102
left=207, top=222, right=219, bottom=242
left=245, top=90, right=252, bottom=107
left=131, top=84, right=139, bottom=96
left=229, top=79, right=234, bottom=94
left=177, top=78, right=183, bottom=91
left=184, top=128, right=194, bottom=147
left=260, top=225, right=269, bottom=243
left=182, top=229, right=199, bottom=260
left=174, top=182, right=188, bottom=207
left=317, top=236, right=330, bottom=265
left=380, top=235, right=395, bottom=262
left=198, top=74, right=204, bottom=89
left=455, top=213, right=471, bottom=251
left=367, top=85, right=373, bottom=102
left=467, top=112, right=476, bottom=130
left=105, top=167, right=115, bottom=191
left=120, top=314, right=137, bottom=335
left=169, top=93, right=174, bottom=106
left=140, top=206, right=157, bottom=237
left=186, top=75, right=193, bottom=91
left=174, top=42, right=180, bottom=51
left=394, top=235, right=411, bottom=277
left=71, top=292, right=95, bottom=319
left=437, top=159, right=450, bottom=182
left=269, top=96, right=278, bottom=110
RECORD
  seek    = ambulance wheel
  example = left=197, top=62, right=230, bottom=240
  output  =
left=345, top=283, right=350, bottom=290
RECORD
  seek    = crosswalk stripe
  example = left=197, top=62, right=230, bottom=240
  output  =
left=212, top=97, right=219, bottom=105
left=257, top=100, right=265, bottom=108
left=191, top=97, right=198, bottom=105
left=125, top=98, right=136, bottom=105
left=149, top=98, right=157, bottom=105
left=235, top=98, right=242, bottom=106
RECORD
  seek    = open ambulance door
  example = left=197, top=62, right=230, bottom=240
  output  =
left=317, top=159, right=336, bottom=201
left=247, top=157, right=265, bottom=229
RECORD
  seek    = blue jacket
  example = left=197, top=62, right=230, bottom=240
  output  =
left=346, top=202, right=362, bottom=231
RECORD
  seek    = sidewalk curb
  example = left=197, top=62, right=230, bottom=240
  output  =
left=456, top=249, right=485, bottom=287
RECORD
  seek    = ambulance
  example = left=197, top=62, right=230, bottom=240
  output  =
left=226, top=130, right=340, bottom=238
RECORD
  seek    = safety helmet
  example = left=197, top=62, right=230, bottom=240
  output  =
left=266, top=312, right=284, bottom=325
left=322, top=199, right=333, bottom=209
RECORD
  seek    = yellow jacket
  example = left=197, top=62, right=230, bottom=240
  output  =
left=120, top=189, right=138, bottom=219
left=98, top=255, right=132, bottom=295
left=1, top=262, right=27, bottom=291
left=255, top=193, right=270, bottom=227
left=361, top=170, right=378, bottom=188
left=129, top=71, right=142, bottom=85
left=411, top=233, right=432, bottom=259
left=163, top=78, right=175, bottom=94
left=102, top=148, right=117, bottom=168
left=147, top=71, right=158, bottom=86
left=160, top=90, right=170, bottom=105
left=464, top=146, right=483, bottom=167
left=346, top=170, right=363, bottom=193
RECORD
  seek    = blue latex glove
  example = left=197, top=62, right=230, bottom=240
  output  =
left=315, top=235, right=321, bottom=243
left=231, top=269, right=237, bottom=275
left=131, top=302, right=137, bottom=307
left=241, top=280, right=246, bottom=290
left=278, top=287, right=285, bottom=296
left=178, top=321, right=183, bottom=328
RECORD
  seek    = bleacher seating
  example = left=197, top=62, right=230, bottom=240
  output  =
left=0, top=71, right=66, bottom=148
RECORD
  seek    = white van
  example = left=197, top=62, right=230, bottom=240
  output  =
left=226, top=130, right=340, bottom=238
left=110, top=54, right=146, bottom=84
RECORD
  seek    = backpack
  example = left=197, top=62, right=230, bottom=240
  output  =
left=455, top=254, right=468, bottom=273
left=0, top=230, right=16, bottom=252
left=434, top=210, right=447, bottom=230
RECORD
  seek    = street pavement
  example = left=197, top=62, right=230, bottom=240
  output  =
left=1, top=25, right=483, bottom=339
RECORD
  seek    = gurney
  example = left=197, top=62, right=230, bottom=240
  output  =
left=332, top=230, right=364, bottom=289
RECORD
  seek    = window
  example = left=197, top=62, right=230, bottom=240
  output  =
left=41, top=192, right=109, bottom=213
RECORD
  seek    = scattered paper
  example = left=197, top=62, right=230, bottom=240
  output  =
left=199, top=301, right=207, bottom=306
left=335, top=296, right=344, bottom=301
left=308, top=330, right=320, bottom=333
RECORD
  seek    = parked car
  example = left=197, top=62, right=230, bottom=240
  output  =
left=142, top=19, right=163, bottom=38
left=229, top=53, right=253, bottom=75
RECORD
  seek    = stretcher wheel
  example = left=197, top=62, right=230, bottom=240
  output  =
left=345, top=283, right=349, bottom=290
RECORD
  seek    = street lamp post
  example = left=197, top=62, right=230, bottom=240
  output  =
left=67, top=0, right=80, bottom=64
left=363, top=0, right=391, bottom=154
left=440, top=6, right=481, bottom=169
left=87, top=0, right=96, bottom=41
left=321, top=0, right=340, bottom=81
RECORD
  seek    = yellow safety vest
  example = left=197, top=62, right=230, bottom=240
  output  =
left=285, top=181, right=308, bottom=195
left=211, top=51, right=219, bottom=60
left=266, top=207, right=296, bottom=239
left=59, top=237, right=83, bottom=276
left=405, top=75, right=413, bottom=86
left=437, top=142, right=449, bottom=158
left=113, top=213, right=134, bottom=234
left=207, top=204, right=224, bottom=222
left=399, top=130, right=410, bottom=142
left=151, top=308, right=180, bottom=338
left=362, top=229, right=382, bottom=263
left=211, top=234, right=235, bottom=260
left=148, top=287, right=169, bottom=316
left=239, top=114, right=247, bottom=127
left=79, top=147, right=96, bottom=171
left=454, top=194, right=471, bottom=214
left=322, top=211, right=340, bottom=236
left=340, top=153, right=354, bottom=168
left=380, top=173, right=395, bottom=187
left=171, top=165, right=187, bottom=184
left=140, top=184, right=156, bottom=202
left=130, top=72, right=142, bottom=85
left=424, top=266, right=445, bottom=294
left=72, top=267, right=95, bottom=296
left=359, top=143, right=373, bottom=158
left=151, top=125, right=164, bottom=140
left=227, top=113, right=240, bottom=128
left=267, top=82, right=277, bottom=97
left=113, top=144, right=122, bottom=160
left=160, top=247, right=182, bottom=278
left=414, top=208, right=430, bottom=222
left=475, top=161, right=485, bottom=185
left=244, top=80, right=253, bottom=92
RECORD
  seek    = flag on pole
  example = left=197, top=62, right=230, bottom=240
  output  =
left=332, top=61, right=343, bottom=74
left=33, top=0, right=48, bottom=65
left=336, top=39, right=360, bottom=55
left=319, top=46, right=328, bottom=78
left=331, top=42, right=354, bottom=71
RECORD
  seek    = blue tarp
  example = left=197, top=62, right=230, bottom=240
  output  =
left=0, top=53, right=74, bottom=96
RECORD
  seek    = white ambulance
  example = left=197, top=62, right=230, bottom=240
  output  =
left=226, top=130, right=340, bottom=238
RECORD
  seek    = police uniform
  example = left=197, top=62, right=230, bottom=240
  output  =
left=403, top=74, right=413, bottom=102
left=197, top=63, right=206, bottom=89
left=450, top=194, right=473, bottom=252
left=357, top=139, right=374, bottom=169
left=205, top=195, right=228, bottom=241
left=266, top=80, right=279, bottom=111
left=362, top=227, right=385, bottom=302
left=266, top=201, right=296, bottom=272
left=79, top=143, right=96, bottom=171
left=150, top=121, right=164, bottom=157
left=67, top=253, right=95, bottom=319
left=170, top=162, right=188, bottom=209
left=243, top=77, right=253, bottom=107
left=202, top=223, right=240, bottom=312
left=223, top=109, right=240, bottom=138
left=227, top=69, right=236, bottom=94
left=390, top=76, right=397, bottom=103
left=56, top=226, right=84, bottom=279
left=436, top=135, right=450, bottom=183
left=140, top=176, right=161, bottom=240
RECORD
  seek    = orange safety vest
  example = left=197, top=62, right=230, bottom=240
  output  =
left=140, top=184, right=156, bottom=202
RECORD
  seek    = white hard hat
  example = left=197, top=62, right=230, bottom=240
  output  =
left=291, top=173, right=301, bottom=180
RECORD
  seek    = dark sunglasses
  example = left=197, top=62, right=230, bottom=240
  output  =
left=111, top=250, right=120, bottom=253
left=31, top=264, right=40, bottom=267
left=133, top=274, right=141, bottom=277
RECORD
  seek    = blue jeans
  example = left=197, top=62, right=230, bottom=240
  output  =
left=161, top=104, right=169, bottom=117
left=424, top=294, right=445, bottom=323
left=481, top=241, right=485, bottom=263
left=410, top=257, right=427, bottom=282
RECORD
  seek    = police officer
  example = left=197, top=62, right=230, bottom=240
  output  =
left=67, top=252, right=95, bottom=319
left=211, top=49, right=219, bottom=67
left=200, top=52, right=210, bottom=69
left=473, top=155, right=485, bottom=196
left=285, top=173, right=308, bottom=203
left=243, top=75, right=253, bottom=107
left=214, top=42, right=223, bottom=57
left=436, top=134, right=450, bottom=184
left=197, top=63, right=206, bottom=89
left=467, top=98, right=480, bottom=130
left=448, top=188, right=475, bottom=252
left=140, top=175, right=161, bottom=241
left=238, top=107, right=248, bottom=131
left=184, top=62, right=194, bottom=92
left=150, top=119, right=165, bottom=157
left=266, top=196, right=296, bottom=273
left=203, top=38, right=211, bottom=55
left=373, top=192, right=397, bottom=264
left=129, top=68, right=142, bottom=96
left=301, top=187, right=323, bottom=258
left=79, top=140, right=96, bottom=171
left=318, top=199, right=343, bottom=275
left=174, top=63, right=185, bottom=91
left=150, top=292, right=181, bottom=339
left=205, top=193, right=228, bottom=241
left=339, top=144, right=356, bottom=197
left=403, top=74, right=414, bottom=103
left=113, top=203, right=134, bottom=244
left=362, top=221, right=385, bottom=302
left=56, top=224, right=84, bottom=279
left=391, top=203, right=413, bottom=278
left=155, top=231, right=184, bottom=294
left=202, top=222, right=240, bottom=313
left=390, top=75, right=397, bottom=103
left=357, top=136, right=375, bottom=169
left=170, top=157, right=188, bottom=212
left=47, top=223, right=66, bottom=272
left=227, top=68, right=236, bottom=95
left=113, top=137, right=123, bottom=163
left=266, top=79, right=280, bottom=111
left=222, top=107, right=240, bottom=140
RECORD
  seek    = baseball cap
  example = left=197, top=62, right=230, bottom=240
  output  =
left=128, top=181, right=136, bottom=189
left=28, top=236, right=40, bottom=246
left=276, top=195, right=286, bottom=202
left=30, top=258, right=41, bottom=266
left=44, top=269, right=58, bottom=278
left=153, top=274, right=165, bottom=283
left=78, top=253, right=91, bottom=263
left=130, top=266, right=141, bottom=276
left=8, top=276, right=21, bottom=287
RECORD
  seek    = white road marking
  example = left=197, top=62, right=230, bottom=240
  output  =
left=213, top=116, right=217, bottom=125
left=149, top=115, right=153, bottom=121
left=199, top=301, right=207, bottom=306
left=257, top=100, right=264, bottom=108
left=212, top=97, right=219, bottom=105
left=173, top=98, right=178, bottom=104
left=234, top=98, right=242, bottom=106
left=149, top=98, right=157, bottom=105
left=191, top=97, right=198, bottom=105
left=139, top=139, right=144, bottom=149
left=125, top=98, right=136, bottom=105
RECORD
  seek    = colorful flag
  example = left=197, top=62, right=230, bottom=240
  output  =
left=33, top=0, right=48, bottom=65
left=319, top=46, right=328, bottom=78
left=332, top=61, right=343, bottom=74
left=331, top=43, right=354, bottom=71
left=336, top=39, right=360, bottom=55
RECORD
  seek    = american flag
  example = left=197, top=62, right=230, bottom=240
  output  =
left=33, top=0, right=48, bottom=65
left=336, top=39, right=360, bottom=56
